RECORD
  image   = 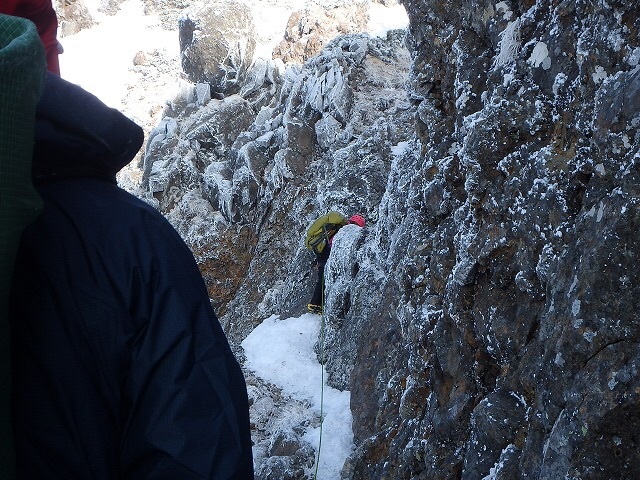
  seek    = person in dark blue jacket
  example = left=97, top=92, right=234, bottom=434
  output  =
left=9, top=73, right=254, bottom=479
left=0, top=14, right=46, bottom=479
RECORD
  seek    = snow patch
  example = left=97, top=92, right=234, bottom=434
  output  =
left=391, top=141, right=411, bottom=158
left=242, top=314, right=354, bottom=479
left=368, top=3, right=409, bottom=38
left=592, top=65, right=609, bottom=84
left=528, top=42, right=551, bottom=70
left=59, top=0, right=180, bottom=111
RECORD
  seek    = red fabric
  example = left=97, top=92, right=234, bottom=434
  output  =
left=0, top=0, right=60, bottom=74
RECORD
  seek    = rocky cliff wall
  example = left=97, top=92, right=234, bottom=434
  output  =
left=140, top=0, right=640, bottom=478
left=341, top=1, right=639, bottom=478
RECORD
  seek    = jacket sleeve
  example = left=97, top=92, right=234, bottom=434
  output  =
left=120, top=215, right=253, bottom=479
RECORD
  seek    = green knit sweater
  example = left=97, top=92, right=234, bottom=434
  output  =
left=0, top=14, right=46, bottom=478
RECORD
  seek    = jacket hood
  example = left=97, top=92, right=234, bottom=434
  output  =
left=33, top=73, right=144, bottom=184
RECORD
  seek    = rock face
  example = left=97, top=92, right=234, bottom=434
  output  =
left=178, top=1, right=257, bottom=97
left=138, top=0, right=640, bottom=478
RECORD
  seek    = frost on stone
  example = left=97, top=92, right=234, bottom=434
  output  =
left=266, top=149, right=295, bottom=192
left=542, top=409, right=573, bottom=466
left=165, top=190, right=226, bottom=247
left=552, top=72, right=568, bottom=96
left=202, top=161, right=233, bottom=219
left=535, top=243, right=555, bottom=283
left=606, top=25, right=625, bottom=53
left=391, top=141, right=411, bottom=158
left=596, top=202, right=605, bottom=222
left=480, top=444, right=518, bottom=480
left=104, top=1, right=640, bottom=475
left=628, top=47, right=640, bottom=66
left=515, top=270, right=535, bottom=293
left=302, top=59, right=352, bottom=122
left=452, top=252, right=478, bottom=286
left=146, top=118, right=179, bottom=156
left=320, top=224, right=368, bottom=386
left=455, top=80, right=472, bottom=110
left=494, top=18, right=521, bottom=67
left=571, top=299, right=581, bottom=317
left=315, top=114, right=347, bottom=150
left=257, top=281, right=285, bottom=317
left=568, top=275, right=578, bottom=295
left=495, top=1, right=514, bottom=21
left=194, top=82, right=211, bottom=106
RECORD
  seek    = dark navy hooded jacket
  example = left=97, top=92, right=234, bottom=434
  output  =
left=9, top=74, right=254, bottom=479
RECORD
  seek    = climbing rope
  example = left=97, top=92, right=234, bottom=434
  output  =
left=313, top=276, right=327, bottom=480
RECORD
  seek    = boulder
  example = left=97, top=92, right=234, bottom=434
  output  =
left=178, top=1, right=256, bottom=97
left=54, top=0, right=96, bottom=37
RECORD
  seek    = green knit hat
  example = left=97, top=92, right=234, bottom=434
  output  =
left=0, top=14, right=46, bottom=478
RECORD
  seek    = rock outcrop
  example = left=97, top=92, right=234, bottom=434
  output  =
left=137, top=0, right=640, bottom=478
left=273, top=1, right=369, bottom=64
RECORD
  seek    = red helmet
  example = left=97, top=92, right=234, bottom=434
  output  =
left=349, top=214, right=365, bottom=227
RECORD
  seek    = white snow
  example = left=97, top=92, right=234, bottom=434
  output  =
left=59, top=0, right=179, bottom=111
left=368, top=3, right=409, bottom=38
left=242, top=314, right=354, bottom=479
left=528, top=41, right=551, bottom=70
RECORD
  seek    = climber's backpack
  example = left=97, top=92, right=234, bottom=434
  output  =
left=305, top=211, right=348, bottom=254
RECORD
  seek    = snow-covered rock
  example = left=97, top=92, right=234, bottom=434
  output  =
left=178, top=1, right=256, bottom=96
